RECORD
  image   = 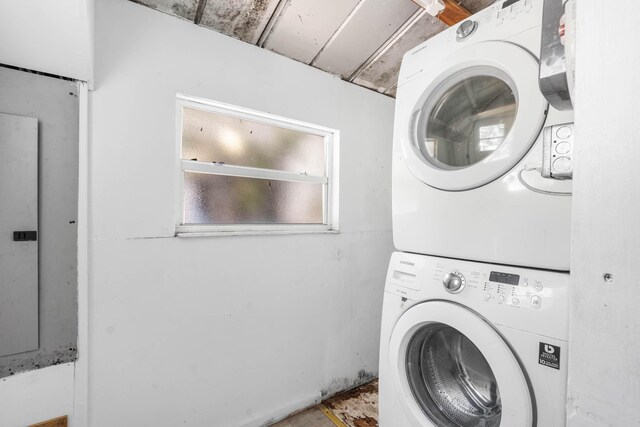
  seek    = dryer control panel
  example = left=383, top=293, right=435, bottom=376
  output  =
left=496, top=0, right=534, bottom=26
left=399, top=0, right=541, bottom=86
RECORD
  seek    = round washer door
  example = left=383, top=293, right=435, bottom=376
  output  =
left=388, top=301, right=533, bottom=426
left=400, top=41, right=547, bottom=191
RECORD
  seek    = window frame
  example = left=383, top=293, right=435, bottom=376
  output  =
left=174, top=94, right=340, bottom=236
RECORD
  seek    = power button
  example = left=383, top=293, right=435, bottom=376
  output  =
left=531, top=295, right=542, bottom=309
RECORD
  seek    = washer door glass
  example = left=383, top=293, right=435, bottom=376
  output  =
left=420, top=74, right=517, bottom=169
left=406, top=323, right=502, bottom=427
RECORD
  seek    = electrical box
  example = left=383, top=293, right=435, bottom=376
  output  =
left=0, top=113, right=39, bottom=357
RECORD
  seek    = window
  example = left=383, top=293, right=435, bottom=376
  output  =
left=175, top=95, right=339, bottom=235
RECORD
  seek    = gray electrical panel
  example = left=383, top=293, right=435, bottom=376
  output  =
left=0, top=113, right=39, bottom=357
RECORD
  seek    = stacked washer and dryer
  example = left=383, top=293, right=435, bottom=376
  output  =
left=380, top=0, right=574, bottom=426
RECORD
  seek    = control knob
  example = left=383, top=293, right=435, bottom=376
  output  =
left=443, top=272, right=465, bottom=294
left=456, top=20, right=478, bottom=40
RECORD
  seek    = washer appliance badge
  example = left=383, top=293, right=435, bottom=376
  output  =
left=539, top=342, right=561, bottom=370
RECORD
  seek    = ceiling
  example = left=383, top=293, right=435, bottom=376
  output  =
left=131, top=0, right=496, bottom=97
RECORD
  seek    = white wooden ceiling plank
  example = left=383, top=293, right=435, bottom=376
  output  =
left=352, top=13, right=446, bottom=95
left=263, top=0, right=362, bottom=64
left=199, top=0, right=282, bottom=44
left=312, top=0, right=419, bottom=78
left=132, top=0, right=198, bottom=21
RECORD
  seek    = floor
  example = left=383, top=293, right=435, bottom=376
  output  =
left=271, top=407, right=336, bottom=427
left=271, top=379, right=378, bottom=427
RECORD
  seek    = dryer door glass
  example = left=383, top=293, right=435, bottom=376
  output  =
left=400, top=41, right=547, bottom=191
left=420, top=74, right=517, bottom=169
left=406, top=323, right=501, bottom=427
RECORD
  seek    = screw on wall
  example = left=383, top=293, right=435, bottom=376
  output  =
left=603, top=273, right=614, bottom=284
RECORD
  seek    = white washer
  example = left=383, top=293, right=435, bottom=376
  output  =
left=379, top=252, right=568, bottom=426
left=393, top=0, right=574, bottom=271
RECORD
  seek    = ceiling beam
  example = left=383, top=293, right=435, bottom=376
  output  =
left=194, top=0, right=208, bottom=25
left=257, top=0, right=291, bottom=47
left=347, top=8, right=426, bottom=83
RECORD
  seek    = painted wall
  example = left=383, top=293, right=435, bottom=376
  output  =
left=0, top=0, right=93, bottom=83
left=89, top=0, right=394, bottom=425
left=0, top=364, right=75, bottom=426
left=567, top=1, right=640, bottom=425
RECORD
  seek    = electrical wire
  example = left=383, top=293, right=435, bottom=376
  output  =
left=518, top=164, right=572, bottom=196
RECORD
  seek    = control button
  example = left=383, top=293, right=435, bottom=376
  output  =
left=498, top=295, right=505, bottom=304
left=511, top=298, right=520, bottom=306
left=556, top=126, right=573, bottom=139
left=534, top=283, right=544, bottom=292
left=484, top=292, right=491, bottom=300
left=443, top=272, right=466, bottom=294
left=531, top=295, right=542, bottom=309
left=456, top=20, right=478, bottom=40
left=553, top=157, right=572, bottom=172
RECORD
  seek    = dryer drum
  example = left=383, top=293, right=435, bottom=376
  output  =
left=406, top=323, right=502, bottom=426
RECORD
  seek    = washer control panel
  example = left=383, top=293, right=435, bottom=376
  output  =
left=432, top=261, right=548, bottom=311
left=386, top=252, right=570, bottom=338
left=482, top=272, right=546, bottom=310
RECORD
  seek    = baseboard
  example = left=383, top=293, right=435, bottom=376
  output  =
left=240, top=393, right=322, bottom=427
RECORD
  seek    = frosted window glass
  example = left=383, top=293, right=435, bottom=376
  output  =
left=183, top=172, right=323, bottom=225
left=182, top=108, right=325, bottom=175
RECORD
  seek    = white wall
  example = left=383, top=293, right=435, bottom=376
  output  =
left=0, top=364, right=75, bottom=426
left=568, top=1, right=640, bottom=425
left=89, top=0, right=394, bottom=425
left=0, top=0, right=93, bottom=83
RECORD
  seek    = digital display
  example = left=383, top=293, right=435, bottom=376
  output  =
left=490, top=271, right=520, bottom=286
left=502, top=0, right=522, bottom=9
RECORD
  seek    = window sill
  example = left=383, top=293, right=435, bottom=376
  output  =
left=176, top=229, right=340, bottom=238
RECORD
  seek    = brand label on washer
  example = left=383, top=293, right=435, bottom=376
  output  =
left=539, top=342, right=561, bottom=370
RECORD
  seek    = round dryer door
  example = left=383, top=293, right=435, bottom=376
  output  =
left=400, top=41, right=547, bottom=191
left=388, top=301, right=533, bottom=426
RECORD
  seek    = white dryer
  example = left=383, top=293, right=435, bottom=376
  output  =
left=393, top=0, right=574, bottom=270
left=379, top=252, right=569, bottom=426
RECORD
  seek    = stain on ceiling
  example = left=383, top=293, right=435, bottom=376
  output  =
left=131, top=0, right=496, bottom=97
